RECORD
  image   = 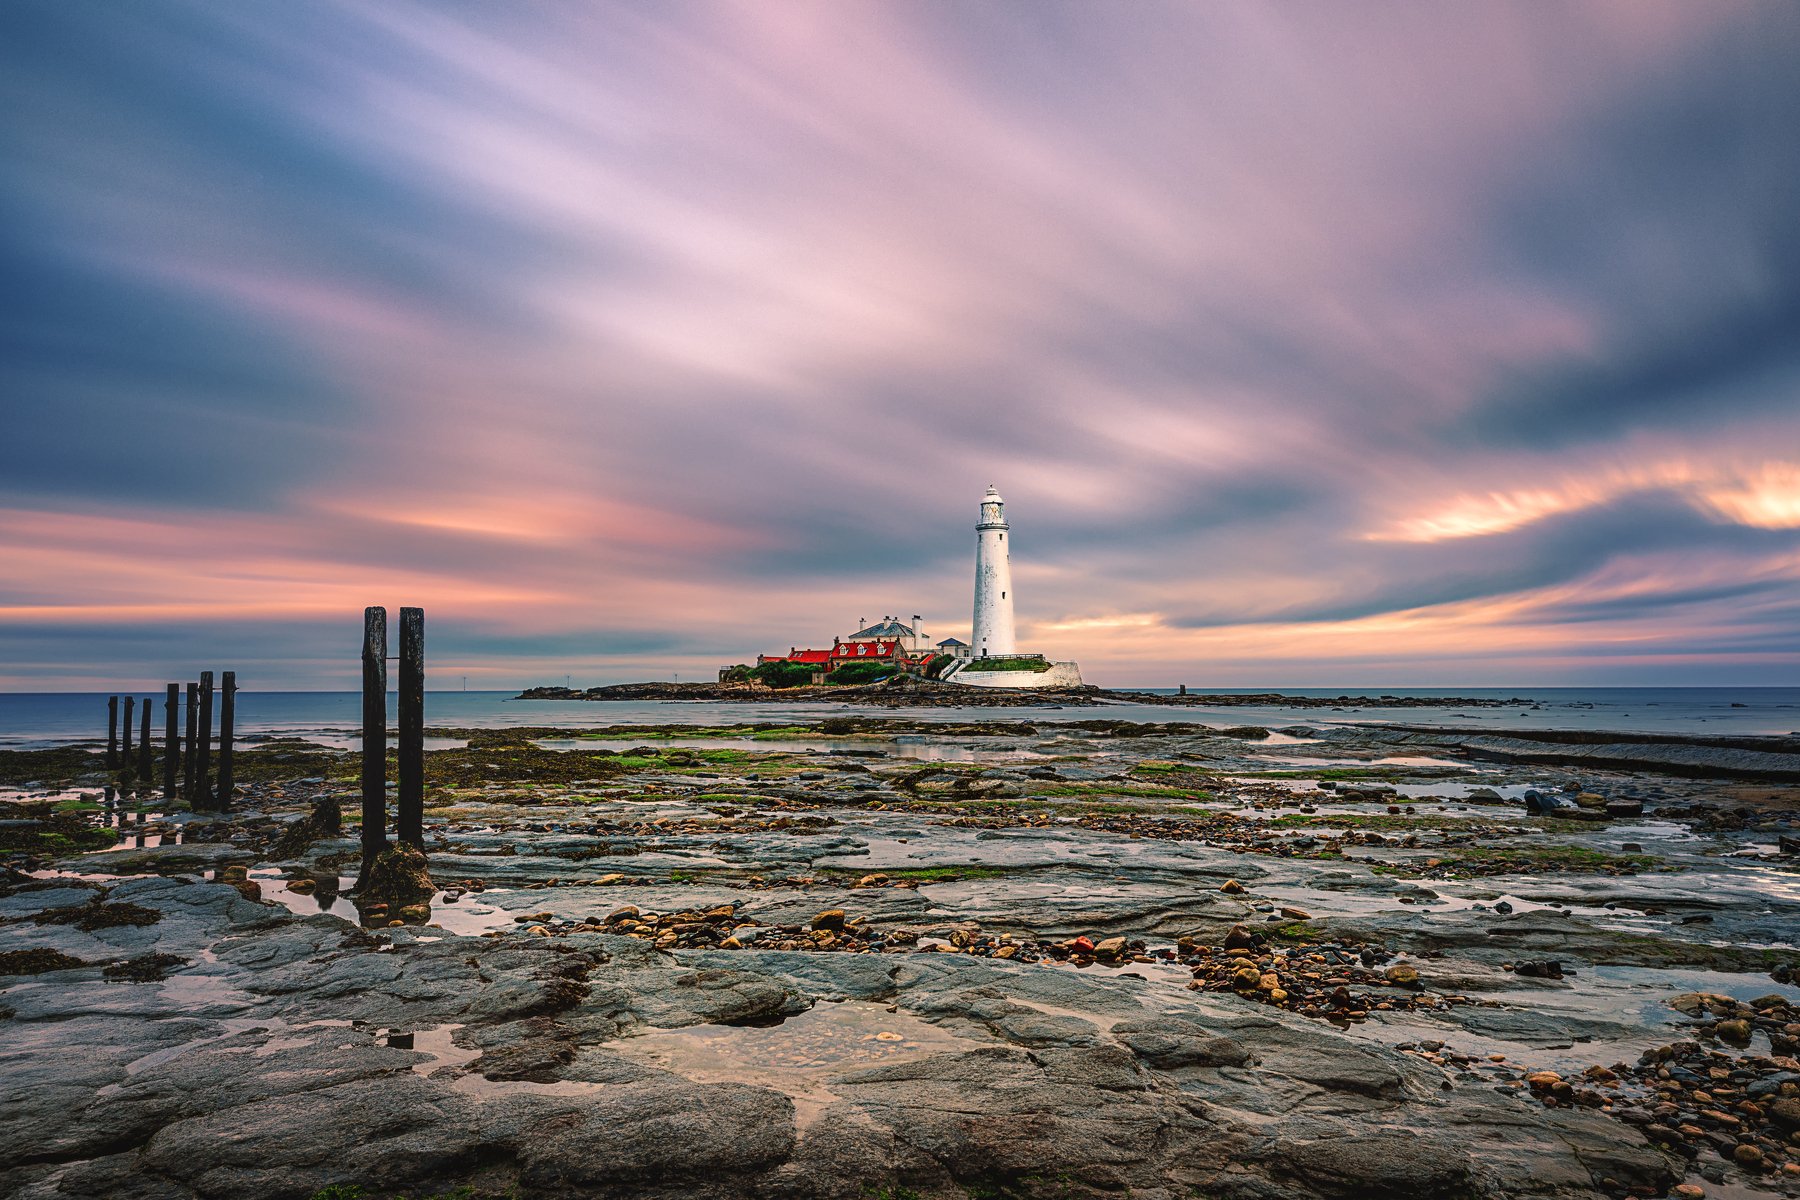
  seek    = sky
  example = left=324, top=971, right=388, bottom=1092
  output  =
left=3, top=1, right=1799, bottom=690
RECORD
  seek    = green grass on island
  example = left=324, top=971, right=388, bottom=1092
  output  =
left=959, top=656, right=1053, bottom=673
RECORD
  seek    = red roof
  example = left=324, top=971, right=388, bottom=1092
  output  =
left=762, top=638, right=909, bottom=668
left=832, top=638, right=899, bottom=660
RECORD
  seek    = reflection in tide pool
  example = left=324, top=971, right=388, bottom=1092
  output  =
left=249, top=868, right=515, bottom=936
left=610, top=1000, right=989, bottom=1126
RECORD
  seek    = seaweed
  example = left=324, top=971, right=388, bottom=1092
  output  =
left=0, top=745, right=107, bottom=786
left=34, top=898, right=162, bottom=931
left=103, top=952, right=190, bottom=982
left=0, top=948, right=87, bottom=975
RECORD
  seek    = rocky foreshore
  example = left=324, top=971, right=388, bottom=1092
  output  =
left=4, top=713, right=1799, bottom=1199
left=1376, top=727, right=1800, bottom=783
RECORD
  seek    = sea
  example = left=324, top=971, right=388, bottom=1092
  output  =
left=2, top=687, right=1797, bottom=749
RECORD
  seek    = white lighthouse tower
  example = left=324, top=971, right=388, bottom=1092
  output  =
left=944, top=484, right=1082, bottom=688
left=971, top=485, right=1017, bottom=657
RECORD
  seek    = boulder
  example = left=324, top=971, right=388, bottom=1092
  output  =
left=1525, top=792, right=1580, bottom=816
left=1092, top=936, right=1128, bottom=960
left=352, top=843, right=433, bottom=923
left=1384, top=963, right=1421, bottom=988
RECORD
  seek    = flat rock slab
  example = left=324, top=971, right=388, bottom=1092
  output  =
left=0, top=874, right=1680, bottom=1200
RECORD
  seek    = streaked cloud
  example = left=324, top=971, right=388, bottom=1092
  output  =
left=1369, top=461, right=1800, bottom=543
left=1, top=0, right=1796, bottom=687
left=1701, top=463, right=1800, bottom=529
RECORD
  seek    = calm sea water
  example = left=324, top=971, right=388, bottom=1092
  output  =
left=1, top=688, right=1797, bottom=749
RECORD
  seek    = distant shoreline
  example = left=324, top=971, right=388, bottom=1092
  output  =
left=515, top=680, right=1538, bottom=709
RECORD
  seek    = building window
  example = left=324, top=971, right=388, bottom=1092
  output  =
left=1001, top=591, right=1006, bottom=598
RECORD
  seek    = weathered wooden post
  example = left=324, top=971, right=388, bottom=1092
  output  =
left=183, top=683, right=199, bottom=804
left=163, top=685, right=179, bottom=801
left=397, top=608, right=424, bottom=847
left=216, top=672, right=237, bottom=811
left=106, top=696, right=119, bottom=769
left=195, top=672, right=215, bottom=811
left=121, top=696, right=135, bottom=774
left=358, top=607, right=389, bottom=883
left=137, top=699, right=152, bottom=782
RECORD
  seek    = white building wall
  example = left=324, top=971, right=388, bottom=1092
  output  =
left=946, top=661, right=1084, bottom=689
left=970, top=487, right=1016, bottom=656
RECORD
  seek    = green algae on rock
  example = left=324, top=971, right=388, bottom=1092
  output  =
left=0, top=804, right=120, bottom=857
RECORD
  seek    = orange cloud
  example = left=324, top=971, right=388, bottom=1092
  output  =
left=1369, top=461, right=1797, bottom=542
left=1699, top=463, right=1800, bottom=529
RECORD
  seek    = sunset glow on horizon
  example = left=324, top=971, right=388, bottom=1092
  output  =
left=3, top=1, right=1798, bottom=689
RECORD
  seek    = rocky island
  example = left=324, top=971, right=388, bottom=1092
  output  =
left=516, top=679, right=1540, bottom=709
left=4, top=712, right=1799, bottom=1200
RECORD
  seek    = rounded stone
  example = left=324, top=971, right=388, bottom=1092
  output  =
left=1384, top=964, right=1421, bottom=988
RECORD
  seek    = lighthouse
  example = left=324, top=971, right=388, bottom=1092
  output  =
left=970, top=485, right=1016, bottom=657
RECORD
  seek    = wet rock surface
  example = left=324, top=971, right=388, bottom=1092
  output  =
left=3, top=713, right=1799, bottom=1199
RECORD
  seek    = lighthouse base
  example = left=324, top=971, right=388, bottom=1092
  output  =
left=943, top=658, right=1083, bottom=689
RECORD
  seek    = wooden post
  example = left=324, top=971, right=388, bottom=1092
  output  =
left=137, top=699, right=152, bottom=782
left=217, top=672, right=236, bottom=812
left=121, top=696, right=135, bottom=773
left=163, top=685, right=179, bottom=801
left=183, top=683, right=199, bottom=805
left=196, top=672, right=215, bottom=811
left=359, top=607, right=389, bottom=883
left=106, top=696, right=119, bottom=769
left=397, top=607, right=424, bottom=847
